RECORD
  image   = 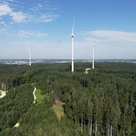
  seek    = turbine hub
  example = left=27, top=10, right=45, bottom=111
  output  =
left=71, top=34, right=74, bottom=37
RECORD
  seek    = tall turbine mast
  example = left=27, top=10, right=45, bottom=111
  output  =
left=28, top=47, right=31, bottom=66
left=58, top=21, right=75, bottom=72
left=71, top=21, right=75, bottom=72
left=92, top=46, right=95, bottom=69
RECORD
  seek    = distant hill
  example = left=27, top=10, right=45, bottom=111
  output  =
left=0, top=59, right=136, bottom=65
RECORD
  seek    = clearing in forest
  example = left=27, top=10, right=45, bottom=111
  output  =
left=53, top=98, right=65, bottom=121
left=35, top=88, right=45, bottom=103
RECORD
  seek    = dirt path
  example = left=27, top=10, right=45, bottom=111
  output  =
left=33, top=87, right=36, bottom=103
left=14, top=122, right=20, bottom=128
left=0, top=90, right=6, bottom=99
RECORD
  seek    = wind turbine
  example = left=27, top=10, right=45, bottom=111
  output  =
left=28, top=47, right=31, bottom=66
left=71, top=21, right=75, bottom=72
left=92, top=45, right=95, bottom=69
left=58, top=21, right=75, bottom=72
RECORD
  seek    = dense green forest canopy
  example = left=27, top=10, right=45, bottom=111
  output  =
left=0, top=62, right=136, bottom=136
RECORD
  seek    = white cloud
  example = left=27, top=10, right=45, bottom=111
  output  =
left=0, top=3, right=26, bottom=23
left=26, top=12, right=59, bottom=23
left=19, top=30, right=48, bottom=37
left=37, top=13, right=59, bottom=23
left=84, top=30, right=136, bottom=46
left=10, top=11, right=26, bottom=23
left=0, top=4, right=11, bottom=16
left=0, top=2, right=59, bottom=24
left=72, top=30, right=136, bottom=59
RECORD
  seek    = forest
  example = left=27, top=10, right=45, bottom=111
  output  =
left=0, top=62, right=136, bottom=136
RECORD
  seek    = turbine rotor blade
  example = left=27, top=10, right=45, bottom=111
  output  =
left=57, top=35, right=71, bottom=43
left=72, top=21, right=75, bottom=35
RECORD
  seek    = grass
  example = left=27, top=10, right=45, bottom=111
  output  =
left=53, top=101, right=64, bottom=121
left=35, top=88, right=64, bottom=121
left=35, top=89, right=45, bottom=103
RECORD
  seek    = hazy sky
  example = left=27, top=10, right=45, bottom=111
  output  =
left=0, top=0, right=136, bottom=59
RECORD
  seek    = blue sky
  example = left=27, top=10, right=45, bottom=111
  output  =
left=0, top=0, right=136, bottom=59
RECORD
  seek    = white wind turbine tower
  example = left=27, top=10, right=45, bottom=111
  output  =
left=28, top=47, right=31, bottom=66
left=58, top=21, right=75, bottom=72
left=92, top=45, right=95, bottom=69
left=71, top=21, right=75, bottom=72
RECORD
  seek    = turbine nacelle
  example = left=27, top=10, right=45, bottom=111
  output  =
left=71, top=33, right=74, bottom=38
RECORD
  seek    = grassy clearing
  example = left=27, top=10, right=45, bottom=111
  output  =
left=53, top=102, right=64, bottom=121
left=35, top=89, right=45, bottom=103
